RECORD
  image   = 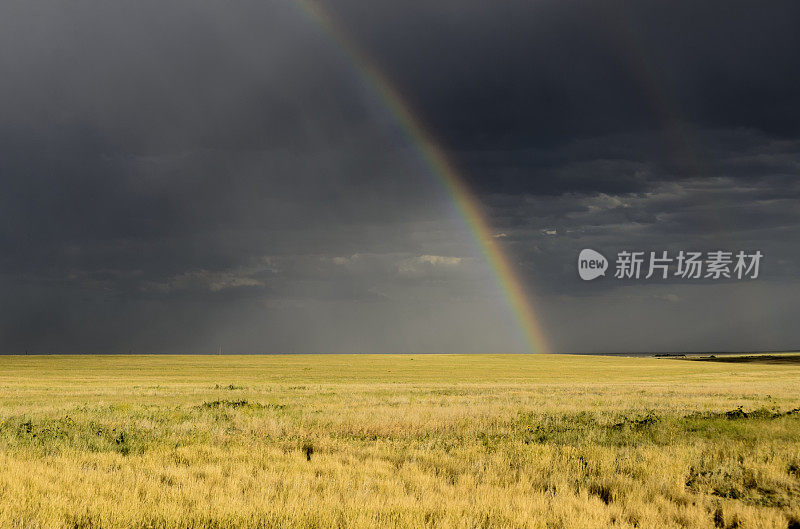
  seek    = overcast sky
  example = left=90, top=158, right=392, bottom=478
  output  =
left=1, top=0, right=799, bottom=353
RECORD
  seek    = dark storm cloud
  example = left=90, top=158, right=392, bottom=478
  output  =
left=329, top=0, right=800, bottom=192
left=0, top=0, right=798, bottom=352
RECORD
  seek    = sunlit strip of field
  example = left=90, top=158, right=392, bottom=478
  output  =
left=0, top=354, right=798, bottom=529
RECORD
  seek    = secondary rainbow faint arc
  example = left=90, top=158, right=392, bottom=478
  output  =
left=295, top=0, right=550, bottom=354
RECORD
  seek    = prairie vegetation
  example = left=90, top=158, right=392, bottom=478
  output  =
left=0, top=354, right=798, bottom=529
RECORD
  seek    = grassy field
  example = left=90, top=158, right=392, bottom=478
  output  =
left=0, top=354, right=798, bottom=529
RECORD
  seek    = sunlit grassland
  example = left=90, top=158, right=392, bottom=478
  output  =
left=0, top=354, right=799, bottom=529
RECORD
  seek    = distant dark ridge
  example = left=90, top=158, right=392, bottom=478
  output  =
left=687, top=354, right=800, bottom=365
left=568, top=350, right=800, bottom=357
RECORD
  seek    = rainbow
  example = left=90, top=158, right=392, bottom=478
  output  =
left=294, top=1, right=549, bottom=354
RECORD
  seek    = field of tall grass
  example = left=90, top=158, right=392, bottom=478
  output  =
left=0, top=354, right=798, bottom=529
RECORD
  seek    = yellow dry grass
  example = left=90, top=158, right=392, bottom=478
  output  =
left=0, top=354, right=798, bottom=529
